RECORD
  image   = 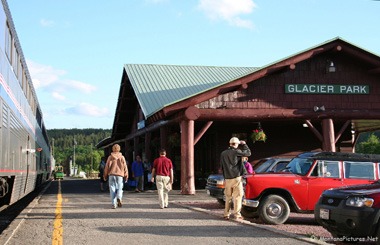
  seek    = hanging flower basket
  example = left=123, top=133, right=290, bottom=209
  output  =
left=251, top=129, right=267, bottom=143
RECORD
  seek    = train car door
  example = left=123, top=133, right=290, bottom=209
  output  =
left=24, top=135, right=31, bottom=193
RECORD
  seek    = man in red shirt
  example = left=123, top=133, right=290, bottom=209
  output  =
left=151, top=149, right=174, bottom=209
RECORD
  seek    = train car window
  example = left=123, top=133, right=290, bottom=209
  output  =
left=22, top=72, right=27, bottom=95
left=12, top=46, right=18, bottom=74
left=5, top=23, right=12, bottom=62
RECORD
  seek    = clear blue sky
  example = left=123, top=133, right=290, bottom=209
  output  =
left=7, top=0, right=380, bottom=129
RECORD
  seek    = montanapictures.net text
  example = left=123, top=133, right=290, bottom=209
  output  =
left=285, top=84, right=369, bottom=94
left=317, top=236, right=378, bottom=243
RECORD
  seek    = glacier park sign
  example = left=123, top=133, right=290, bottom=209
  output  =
left=285, top=84, right=369, bottom=94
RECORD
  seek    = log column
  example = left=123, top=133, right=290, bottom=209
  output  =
left=180, top=119, right=195, bottom=195
left=322, top=119, right=336, bottom=152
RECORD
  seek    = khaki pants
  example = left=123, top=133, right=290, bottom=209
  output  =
left=224, top=176, right=243, bottom=218
left=156, top=175, right=171, bottom=208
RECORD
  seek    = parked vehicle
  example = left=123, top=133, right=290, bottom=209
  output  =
left=205, top=158, right=291, bottom=205
left=315, top=181, right=380, bottom=242
left=54, top=166, right=64, bottom=180
left=242, top=152, right=380, bottom=225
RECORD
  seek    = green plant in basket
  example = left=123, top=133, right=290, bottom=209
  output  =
left=251, top=129, right=267, bottom=142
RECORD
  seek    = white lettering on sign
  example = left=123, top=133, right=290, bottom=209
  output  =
left=285, top=84, right=369, bottom=94
left=340, top=85, right=368, bottom=94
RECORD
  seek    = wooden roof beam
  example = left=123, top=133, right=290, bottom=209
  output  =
left=354, top=126, right=380, bottom=133
left=194, top=121, right=213, bottom=145
left=338, top=45, right=380, bottom=66
left=217, top=83, right=248, bottom=94
left=264, top=44, right=340, bottom=75
left=196, top=109, right=380, bottom=121
left=304, top=120, right=323, bottom=142
left=368, top=67, right=380, bottom=74
left=335, top=120, right=351, bottom=143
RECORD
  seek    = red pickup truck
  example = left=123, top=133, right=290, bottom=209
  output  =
left=242, top=152, right=380, bottom=225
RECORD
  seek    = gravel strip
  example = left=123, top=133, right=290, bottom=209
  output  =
left=176, top=200, right=341, bottom=244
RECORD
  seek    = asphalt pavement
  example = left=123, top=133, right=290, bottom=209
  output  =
left=0, top=178, right=326, bottom=245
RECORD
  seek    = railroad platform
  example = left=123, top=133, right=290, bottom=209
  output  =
left=0, top=178, right=323, bottom=245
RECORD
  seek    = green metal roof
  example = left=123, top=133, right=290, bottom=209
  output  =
left=124, top=64, right=259, bottom=118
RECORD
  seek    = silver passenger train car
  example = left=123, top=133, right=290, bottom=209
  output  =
left=0, top=0, right=53, bottom=208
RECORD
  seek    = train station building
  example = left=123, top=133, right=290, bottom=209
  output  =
left=97, top=37, right=380, bottom=194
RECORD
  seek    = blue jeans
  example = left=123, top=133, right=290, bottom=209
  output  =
left=108, top=175, right=124, bottom=205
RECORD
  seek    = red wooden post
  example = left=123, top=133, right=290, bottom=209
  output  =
left=322, top=119, right=336, bottom=152
left=180, top=120, right=195, bottom=195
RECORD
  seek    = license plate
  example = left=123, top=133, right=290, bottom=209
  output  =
left=319, top=208, right=329, bottom=220
left=206, top=190, right=210, bottom=195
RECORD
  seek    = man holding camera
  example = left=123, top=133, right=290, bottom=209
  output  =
left=220, top=137, right=251, bottom=220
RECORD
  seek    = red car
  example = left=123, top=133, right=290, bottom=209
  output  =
left=242, top=152, right=380, bottom=225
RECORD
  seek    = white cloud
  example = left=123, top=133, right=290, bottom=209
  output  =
left=27, top=60, right=66, bottom=89
left=65, top=102, right=110, bottom=117
left=26, top=59, right=97, bottom=95
left=40, top=18, right=55, bottom=27
left=52, top=92, right=65, bottom=101
left=232, top=17, right=254, bottom=29
left=26, top=59, right=106, bottom=123
left=198, top=0, right=256, bottom=29
left=64, top=80, right=97, bottom=94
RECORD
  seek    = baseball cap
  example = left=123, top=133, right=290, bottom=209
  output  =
left=229, top=137, right=240, bottom=144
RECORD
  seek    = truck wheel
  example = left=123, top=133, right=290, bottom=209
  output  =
left=241, top=206, right=259, bottom=218
left=258, top=194, right=290, bottom=225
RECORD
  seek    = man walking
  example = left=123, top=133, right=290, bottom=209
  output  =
left=151, top=149, right=173, bottom=209
left=99, top=157, right=107, bottom=192
left=103, top=144, right=129, bottom=209
left=132, top=155, right=144, bottom=192
left=220, top=137, right=251, bottom=220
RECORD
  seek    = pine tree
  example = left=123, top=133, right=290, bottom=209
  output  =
left=48, top=128, right=111, bottom=175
